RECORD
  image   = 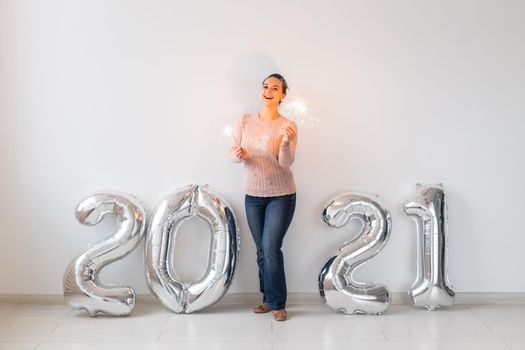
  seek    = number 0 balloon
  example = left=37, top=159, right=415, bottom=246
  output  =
left=145, top=185, right=239, bottom=313
left=318, top=193, right=392, bottom=315
left=63, top=192, right=147, bottom=316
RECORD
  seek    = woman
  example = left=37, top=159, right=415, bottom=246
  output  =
left=230, top=73, right=298, bottom=321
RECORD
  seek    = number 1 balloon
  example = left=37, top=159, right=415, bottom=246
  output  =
left=404, top=184, right=455, bottom=310
left=145, top=185, right=239, bottom=313
left=318, top=192, right=392, bottom=315
left=63, top=192, right=147, bottom=316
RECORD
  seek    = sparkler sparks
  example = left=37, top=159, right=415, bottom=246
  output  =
left=282, top=93, right=326, bottom=136
left=222, top=125, right=234, bottom=137
left=223, top=125, right=240, bottom=146
left=287, top=94, right=310, bottom=115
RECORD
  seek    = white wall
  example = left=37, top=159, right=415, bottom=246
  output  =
left=1, top=0, right=524, bottom=295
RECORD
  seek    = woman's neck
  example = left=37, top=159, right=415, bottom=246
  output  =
left=258, top=106, right=280, bottom=121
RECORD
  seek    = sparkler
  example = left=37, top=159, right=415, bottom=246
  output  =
left=222, top=125, right=240, bottom=146
left=281, top=93, right=327, bottom=144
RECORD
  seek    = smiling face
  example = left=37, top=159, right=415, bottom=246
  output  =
left=261, top=77, right=286, bottom=107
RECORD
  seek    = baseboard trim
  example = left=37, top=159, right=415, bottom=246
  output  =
left=1, top=292, right=525, bottom=304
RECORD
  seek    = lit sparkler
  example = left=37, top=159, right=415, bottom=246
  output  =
left=283, top=94, right=310, bottom=116
left=281, top=93, right=327, bottom=144
left=223, top=125, right=240, bottom=146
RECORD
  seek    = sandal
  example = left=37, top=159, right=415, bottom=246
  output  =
left=253, top=303, right=271, bottom=314
left=272, top=309, right=287, bottom=321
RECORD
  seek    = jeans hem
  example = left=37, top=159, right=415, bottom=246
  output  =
left=267, top=303, right=286, bottom=310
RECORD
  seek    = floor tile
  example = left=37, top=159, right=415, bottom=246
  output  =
left=0, top=332, right=160, bottom=343
left=0, top=300, right=523, bottom=349
left=385, top=304, right=473, bottom=316
left=383, top=331, right=498, bottom=341
left=506, top=341, right=525, bottom=350
left=469, top=305, right=525, bottom=315
left=35, top=342, right=272, bottom=350
left=0, top=304, right=70, bottom=317
left=493, top=332, right=525, bottom=341
left=0, top=317, right=64, bottom=325
left=272, top=330, right=385, bottom=341
left=159, top=331, right=270, bottom=342
left=163, top=321, right=271, bottom=332
left=0, top=344, right=38, bottom=350
left=375, top=316, right=491, bottom=332
left=273, top=340, right=510, bottom=350
left=0, top=324, right=56, bottom=333
left=53, top=323, right=165, bottom=333
left=483, top=315, right=525, bottom=331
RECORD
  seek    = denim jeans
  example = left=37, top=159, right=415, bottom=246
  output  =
left=245, top=193, right=296, bottom=310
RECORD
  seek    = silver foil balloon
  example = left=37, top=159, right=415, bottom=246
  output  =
left=63, top=192, right=147, bottom=316
left=318, top=192, right=392, bottom=315
left=404, top=184, right=455, bottom=311
left=145, top=185, right=239, bottom=313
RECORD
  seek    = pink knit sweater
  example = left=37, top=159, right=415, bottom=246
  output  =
left=230, top=113, right=298, bottom=197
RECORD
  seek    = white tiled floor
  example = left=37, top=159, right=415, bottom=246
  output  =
left=1, top=300, right=525, bottom=350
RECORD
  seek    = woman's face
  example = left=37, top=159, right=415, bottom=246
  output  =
left=261, top=77, right=286, bottom=107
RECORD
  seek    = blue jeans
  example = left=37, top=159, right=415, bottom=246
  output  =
left=245, top=193, right=296, bottom=310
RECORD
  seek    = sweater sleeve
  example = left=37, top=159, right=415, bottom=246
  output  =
left=278, top=121, right=298, bottom=167
left=230, top=114, right=247, bottom=163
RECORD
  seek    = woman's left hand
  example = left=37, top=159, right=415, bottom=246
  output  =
left=281, top=125, right=297, bottom=146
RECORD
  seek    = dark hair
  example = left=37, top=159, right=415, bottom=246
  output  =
left=262, top=73, right=289, bottom=95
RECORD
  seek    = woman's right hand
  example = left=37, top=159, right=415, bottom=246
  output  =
left=233, top=147, right=248, bottom=161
